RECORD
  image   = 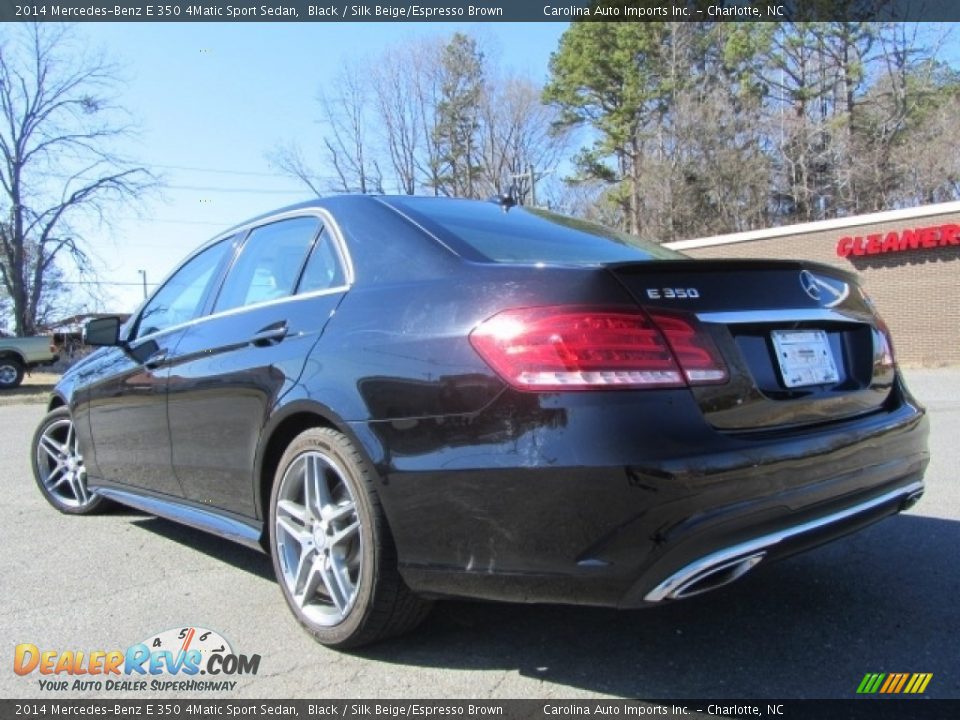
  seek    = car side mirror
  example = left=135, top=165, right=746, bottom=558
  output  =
left=84, top=317, right=123, bottom=347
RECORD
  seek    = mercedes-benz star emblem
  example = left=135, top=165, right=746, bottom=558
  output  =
left=799, top=270, right=821, bottom=301
left=799, top=269, right=850, bottom=308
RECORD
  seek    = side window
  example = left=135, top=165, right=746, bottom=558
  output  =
left=297, top=231, right=346, bottom=294
left=135, top=239, right=230, bottom=340
left=214, top=217, right=321, bottom=313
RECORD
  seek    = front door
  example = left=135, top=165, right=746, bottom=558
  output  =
left=85, top=238, right=233, bottom=497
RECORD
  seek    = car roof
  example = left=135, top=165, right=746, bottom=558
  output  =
left=213, top=194, right=372, bottom=239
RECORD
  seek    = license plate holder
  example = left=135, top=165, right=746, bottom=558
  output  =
left=771, top=329, right=840, bottom=388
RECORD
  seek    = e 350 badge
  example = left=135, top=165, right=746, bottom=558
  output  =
left=14, top=626, right=261, bottom=693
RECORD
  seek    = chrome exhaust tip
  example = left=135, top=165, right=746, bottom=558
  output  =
left=645, top=551, right=766, bottom=603
left=669, top=552, right=766, bottom=600
left=900, top=488, right=924, bottom=511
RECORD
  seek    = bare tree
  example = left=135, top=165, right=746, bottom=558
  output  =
left=370, top=44, right=424, bottom=195
left=406, top=40, right=447, bottom=196
left=271, top=60, right=384, bottom=197
left=476, top=76, right=570, bottom=204
left=0, top=24, right=153, bottom=336
left=317, top=61, right=383, bottom=194
left=0, top=282, right=9, bottom=332
left=277, top=33, right=566, bottom=204
left=270, top=142, right=327, bottom=197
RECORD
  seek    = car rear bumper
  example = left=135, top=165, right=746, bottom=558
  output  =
left=365, top=380, right=930, bottom=608
left=636, top=478, right=923, bottom=605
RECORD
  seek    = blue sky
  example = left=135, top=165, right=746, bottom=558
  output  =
left=71, top=22, right=569, bottom=312
left=32, top=21, right=960, bottom=315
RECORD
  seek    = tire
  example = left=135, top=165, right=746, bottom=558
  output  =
left=31, top=406, right=107, bottom=514
left=269, top=427, right=431, bottom=648
left=0, top=356, right=24, bottom=389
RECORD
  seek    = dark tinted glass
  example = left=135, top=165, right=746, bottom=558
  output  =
left=135, top=239, right=230, bottom=339
left=214, top=217, right=321, bottom=313
left=383, top=197, right=684, bottom=264
left=297, top=231, right=346, bottom=294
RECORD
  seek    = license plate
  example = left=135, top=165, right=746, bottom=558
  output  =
left=771, top=329, right=840, bottom=388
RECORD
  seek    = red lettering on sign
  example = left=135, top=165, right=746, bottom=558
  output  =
left=940, top=224, right=959, bottom=246
left=900, top=229, right=919, bottom=251
left=920, top=227, right=939, bottom=248
left=836, top=222, right=960, bottom=258
left=882, top=231, right=900, bottom=252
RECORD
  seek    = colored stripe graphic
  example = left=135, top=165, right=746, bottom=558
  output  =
left=892, top=673, right=910, bottom=693
left=879, top=674, right=895, bottom=693
left=857, top=672, right=932, bottom=694
left=856, top=673, right=885, bottom=694
left=905, top=673, right=934, bottom=694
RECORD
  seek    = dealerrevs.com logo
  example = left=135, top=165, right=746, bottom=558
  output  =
left=14, top=626, right=260, bottom=693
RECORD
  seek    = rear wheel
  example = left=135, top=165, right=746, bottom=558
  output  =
left=0, top=356, right=24, bottom=389
left=31, top=407, right=106, bottom=514
left=269, top=427, right=431, bottom=648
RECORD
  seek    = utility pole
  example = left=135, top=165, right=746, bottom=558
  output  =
left=511, top=164, right=545, bottom=208
left=137, top=270, right=147, bottom=300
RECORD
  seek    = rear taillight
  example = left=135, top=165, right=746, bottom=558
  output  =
left=645, top=310, right=728, bottom=385
left=860, top=286, right=896, bottom=371
left=874, top=317, right=896, bottom=372
left=468, top=306, right=727, bottom=391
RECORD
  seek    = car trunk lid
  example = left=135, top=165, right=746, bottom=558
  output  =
left=607, top=259, right=896, bottom=431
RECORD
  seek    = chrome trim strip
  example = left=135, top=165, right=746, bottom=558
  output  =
left=132, top=284, right=349, bottom=345
left=697, top=308, right=869, bottom=325
left=130, top=206, right=354, bottom=345
left=92, top=486, right=264, bottom=550
left=644, top=480, right=924, bottom=603
left=196, top=207, right=356, bottom=285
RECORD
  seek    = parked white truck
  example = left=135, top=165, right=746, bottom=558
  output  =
left=0, top=335, right=59, bottom=389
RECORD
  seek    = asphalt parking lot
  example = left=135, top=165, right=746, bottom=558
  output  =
left=2, top=369, right=957, bottom=700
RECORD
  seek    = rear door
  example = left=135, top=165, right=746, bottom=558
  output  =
left=166, top=213, right=350, bottom=517
left=609, top=259, right=895, bottom=431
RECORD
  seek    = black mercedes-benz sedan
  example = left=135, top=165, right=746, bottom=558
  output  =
left=31, top=195, right=929, bottom=647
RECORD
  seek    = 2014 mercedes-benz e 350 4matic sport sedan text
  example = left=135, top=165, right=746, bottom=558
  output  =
left=31, top=195, right=929, bottom=647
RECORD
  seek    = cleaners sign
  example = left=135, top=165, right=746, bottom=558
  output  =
left=836, top=223, right=960, bottom=257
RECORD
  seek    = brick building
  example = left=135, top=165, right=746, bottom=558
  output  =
left=666, top=202, right=960, bottom=367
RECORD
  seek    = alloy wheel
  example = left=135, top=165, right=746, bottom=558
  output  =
left=274, top=451, right=363, bottom=626
left=35, top=416, right=94, bottom=508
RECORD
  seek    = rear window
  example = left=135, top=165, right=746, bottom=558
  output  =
left=381, top=196, right=684, bottom=264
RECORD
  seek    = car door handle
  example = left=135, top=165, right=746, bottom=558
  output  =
left=143, top=349, right=168, bottom=370
left=250, top=323, right=288, bottom=347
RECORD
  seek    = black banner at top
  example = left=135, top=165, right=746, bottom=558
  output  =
left=1, top=0, right=959, bottom=23
left=2, top=699, right=960, bottom=719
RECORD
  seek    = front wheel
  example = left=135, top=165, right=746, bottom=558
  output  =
left=269, top=427, right=431, bottom=648
left=31, top=406, right=106, bottom=514
left=0, top=356, right=24, bottom=389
